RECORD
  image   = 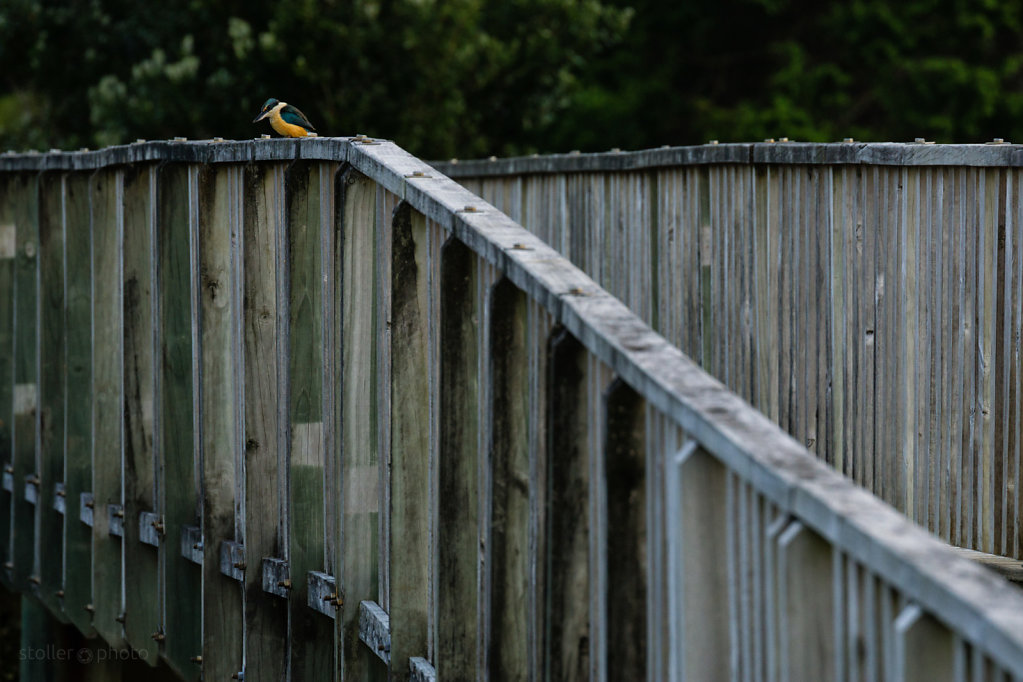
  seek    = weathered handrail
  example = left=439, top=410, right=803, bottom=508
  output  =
left=1, top=139, right=1023, bottom=679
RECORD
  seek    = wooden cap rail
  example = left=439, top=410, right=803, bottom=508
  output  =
left=1, top=138, right=1023, bottom=678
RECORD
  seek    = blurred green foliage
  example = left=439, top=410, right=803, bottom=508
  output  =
left=2, top=0, right=1023, bottom=158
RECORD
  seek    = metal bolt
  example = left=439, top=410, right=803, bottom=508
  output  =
left=995, top=137, right=1005, bottom=143
left=3, top=562, right=12, bottom=570
left=49, top=148, right=60, bottom=153
left=323, top=592, right=337, bottom=602
left=135, top=139, right=146, bottom=144
left=843, top=138, right=855, bottom=143
left=28, top=575, right=40, bottom=585
left=212, top=137, right=224, bottom=143
left=462, top=205, right=478, bottom=213
left=84, top=603, right=95, bottom=613
left=568, top=287, right=586, bottom=296
left=24, top=242, right=35, bottom=258
left=764, top=138, right=775, bottom=143
left=260, top=134, right=271, bottom=140
left=115, top=613, right=125, bottom=624
left=610, top=147, right=621, bottom=153
left=151, top=520, right=165, bottom=534
left=569, top=150, right=581, bottom=155
left=448, top=158, right=459, bottom=164
left=4, top=466, right=12, bottom=474
left=488, top=155, right=497, bottom=162
left=84, top=500, right=94, bottom=509
left=511, top=243, right=530, bottom=250
left=113, top=509, right=124, bottom=518
left=779, top=137, right=789, bottom=142
left=192, top=542, right=202, bottom=550
left=173, top=137, right=187, bottom=142
left=914, top=137, right=926, bottom=143
left=56, top=489, right=66, bottom=497
left=233, top=562, right=246, bottom=570
left=152, top=632, right=165, bottom=642
left=27, top=475, right=39, bottom=485
left=708, top=140, right=719, bottom=145
left=56, top=590, right=64, bottom=598
left=79, top=147, right=89, bottom=152
left=231, top=672, right=245, bottom=680
left=277, top=579, right=292, bottom=589
left=190, top=656, right=202, bottom=665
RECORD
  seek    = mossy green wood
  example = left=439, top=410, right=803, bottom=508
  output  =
left=63, top=172, right=94, bottom=635
left=437, top=238, right=481, bottom=680
left=90, top=167, right=125, bottom=648
left=0, top=177, right=15, bottom=590
left=339, top=169, right=384, bottom=680
left=389, top=203, right=431, bottom=676
left=197, top=164, right=244, bottom=680
left=487, top=279, right=530, bottom=681
left=287, top=160, right=334, bottom=679
left=19, top=594, right=72, bottom=682
left=121, top=164, right=160, bottom=662
left=603, top=380, right=646, bottom=680
left=241, top=162, right=289, bottom=680
left=544, top=331, right=591, bottom=681
left=12, top=172, right=39, bottom=592
left=37, top=172, right=67, bottom=619
left=157, top=163, right=201, bottom=679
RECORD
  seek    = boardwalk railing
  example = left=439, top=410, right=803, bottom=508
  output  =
left=436, top=143, right=1023, bottom=560
left=2, top=139, right=1023, bottom=680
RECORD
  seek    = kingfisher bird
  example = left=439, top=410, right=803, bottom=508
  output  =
left=252, top=98, right=317, bottom=138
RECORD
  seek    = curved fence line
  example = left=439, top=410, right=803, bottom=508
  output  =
left=0, top=138, right=1022, bottom=678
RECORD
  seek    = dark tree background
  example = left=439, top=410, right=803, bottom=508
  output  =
left=2, top=0, right=1023, bottom=158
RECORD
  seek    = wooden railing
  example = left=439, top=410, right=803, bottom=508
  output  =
left=436, top=143, right=1023, bottom=560
left=1, top=139, right=1023, bottom=680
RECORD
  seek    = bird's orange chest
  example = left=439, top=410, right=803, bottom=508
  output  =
left=269, top=110, right=311, bottom=138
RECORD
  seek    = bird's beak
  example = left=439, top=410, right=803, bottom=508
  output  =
left=253, top=111, right=268, bottom=123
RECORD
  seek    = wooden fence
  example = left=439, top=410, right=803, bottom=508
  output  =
left=1, top=139, right=1023, bottom=680
left=436, top=143, right=1023, bottom=560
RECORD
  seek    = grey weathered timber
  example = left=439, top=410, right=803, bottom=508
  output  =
left=6, top=140, right=1023, bottom=679
left=668, top=442, right=730, bottom=682
left=286, top=159, right=335, bottom=679
left=388, top=202, right=431, bottom=676
left=603, top=379, right=647, bottom=681
left=62, top=171, right=94, bottom=635
left=156, top=163, right=202, bottom=679
left=544, top=330, right=591, bottom=682
left=487, top=278, right=530, bottom=681
left=10, top=172, right=38, bottom=593
left=435, top=144, right=1023, bottom=561
left=197, top=163, right=243, bottom=679
left=121, top=162, right=161, bottom=662
left=36, top=171, right=65, bottom=617
left=339, top=167, right=384, bottom=679
left=90, top=167, right=125, bottom=648
left=0, top=177, right=13, bottom=590
left=437, top=237, right=481, bottom=680
left=241, top=161, right=289, bottom=680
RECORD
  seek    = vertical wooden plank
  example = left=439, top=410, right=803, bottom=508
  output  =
left=286, top=160, right=334, bottom=679
left=979, top=168, right=998, bottom=553
left=604, top=379, right=646, bottom=680
left=11, top=172, right=39, bottom=591
left=62, top=172, right=93, bottom=634
left=667, top=441, right=730, bottom=682
left=0, top=177, right=14, bottom=589
left=240, top=161, right=289, bottom=680
left=544, top=329, right=593, bottom=682
left=121, top=163, right=160, bottom=661
left=37, top=171, right=65, bottom=615
left=778, top=522, right=834, bottom=681
left=487, top=278, right=530, bottom=681
left=894, top=605, right=955, bottom=682
left=389, top=202, right=431, bottom=675
left=339, top=168, right=384, bottom=679
left=90, top=167, right=125, bottom=648
left=157, top=163, right=202, bottom=679
left=197, top=163, right=243, bottom=679
left=436, top=237, right=480, bottom=680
